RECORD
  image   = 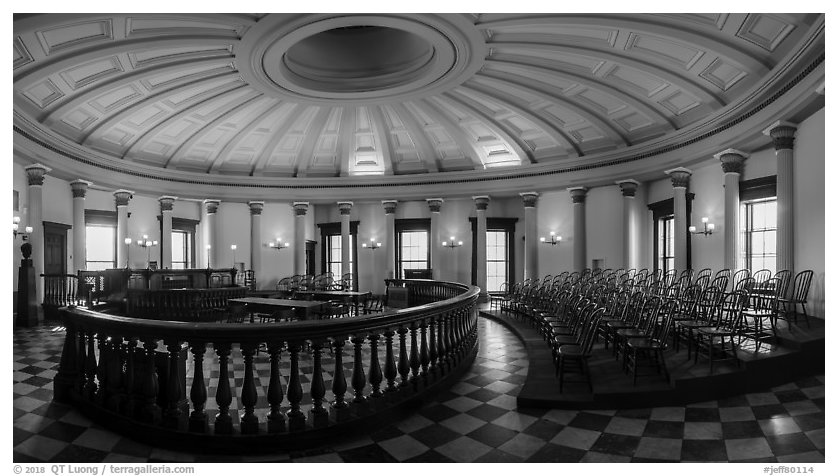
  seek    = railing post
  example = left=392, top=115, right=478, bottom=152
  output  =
left=309, top=340, right=328, bottom=428
left=163, top=340, right=185, bottom=430
left=286, top=341, right=306, bottom=431
left=188, top=342, right=208, bottom=433
left=420, top=319, right=430, bottom=385
left=351, top=335, right=368, bottom=409
left=266, top=342, right=286, bottom=433
left=383, top=329, right=398, bottom=393
left=427, top=318, right=437, bottom=379
left=54, top=313, right=78, bottom=402
left=123, top=339, right=138, bottom=418
left=213, top=342, right=233, bottom=434
left=106, top=336, right=124, bottom=412
left=367, top=333, right=383, bottom=399
left=443, top=312, right=454, bottom=371
left=84, top=331, right=98, bottom=401
left=139, top=338, right=161, bottom=425
left=239, top=342, right=259, bottom=434
left=330, top=337, right=350, bottom=421
left=397, top=326, right=410, bottom=388
left=409, top=322, right=421, bottom=389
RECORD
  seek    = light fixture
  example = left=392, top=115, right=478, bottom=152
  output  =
left=268, top=238, right=289, bottom=250
left=124, top=237, right=133, bottom=268
left=12, top=216, right=33, bottom=240
left=689, top=217, right=715, bottom=236
left=136, top=234, right=158, bottom=268
left=442, top=236, right=463, bottom=249
left=231, top=244, right=237, bottom=267
left=540, top=231, right=562, bottom=246
left=206, top=244, right=212, bottom=268
left=362, top=237, right=381, bottom=250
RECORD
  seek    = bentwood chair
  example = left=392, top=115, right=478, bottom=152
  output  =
left=752, top=269, right=772, bottom=287
left=555, top=307, right=605, bottom=392
left=695, top=290, right=748, bottom=373
left=673, top=285, right=724, bottom=360
left=779, top=270, right=814, bottom=328
left=624, top=299, right=678, bottom=384
left=693, top=268, right=712, bottom=290
left=731, top=269, right=751, bottom=293
left=713, top=269, right=732, bottom=290
left=740, top=277, right=782, bottom=351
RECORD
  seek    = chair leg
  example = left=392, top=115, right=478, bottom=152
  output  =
left=801, top=303, right=811, bottom=328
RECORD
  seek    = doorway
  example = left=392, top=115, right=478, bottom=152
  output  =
left=43, top=221, right=71, bottom=275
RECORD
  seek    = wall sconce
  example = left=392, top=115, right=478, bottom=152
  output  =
left=136, top=234, right=158, bottom=268
left=442, top=236, right=463, bottom=249
left=230, top=244, right=237, bottom=267
left=13, top=216, right=33, bottom=240
left=362, top=237, right=381, bottom=250
left=206, top=244, right=212, bottom=268
left=689, top=217, right=715, bottom=236
left=540, top=231, right=562, bottom=246
left=124, top=237, right=133, bottom=267
left=268, top=238, right=289, bottom=250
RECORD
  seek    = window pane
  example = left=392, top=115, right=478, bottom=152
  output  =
left=86, top=225, right=115, bottom=268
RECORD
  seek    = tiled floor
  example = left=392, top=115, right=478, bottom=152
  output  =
left=13, top=318, right=825, bottom=463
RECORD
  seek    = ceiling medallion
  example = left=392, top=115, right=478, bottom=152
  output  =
left=239, top=14, right=486, bottom=103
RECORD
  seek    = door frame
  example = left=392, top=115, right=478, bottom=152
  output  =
left=43, top=221, right=71, bottom=274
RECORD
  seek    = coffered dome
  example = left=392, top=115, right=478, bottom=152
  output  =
left=12, top=13, right=824, bottom=198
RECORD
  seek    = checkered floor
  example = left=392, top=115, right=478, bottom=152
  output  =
left=13, top=317, right=825, bottom=462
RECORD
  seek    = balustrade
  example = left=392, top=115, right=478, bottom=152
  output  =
left=54, top=279, right=478, bottom=451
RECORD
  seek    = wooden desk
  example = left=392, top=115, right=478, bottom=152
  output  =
left=292, top=290, right=371, bottom=313
left=229, top=297, right=327, bottom=321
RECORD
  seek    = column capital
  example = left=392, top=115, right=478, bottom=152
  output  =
left=519, top=192, right=539, bottom=208
left=763, top=121, right=797, bottom=150
left=113, top=189, right=134, bottom=207
left=70, top=180, right=92, bottom=198
left=25, top=163, right=51, bottom=186
left=248, top=201, right=264, bottom=215
left=426, top=198, right=444, bottom=213
left=203, top=199, right=220, bottom=214
left=337, top=201, right=353, bottom=215
left=568, top=187, right=588, bottom=204
left=615, top=180, right=640, bottom=197
left=665, top=167, right=692, bottom=188
left=472, top=195, right=491, bottom=211
left=382, top=200, right=398, bottom=214
left=714, top=149, right=749, bottom=174
left=158, top=196, right=177, bottom=212
left=292, top=202, right=309, bottom=216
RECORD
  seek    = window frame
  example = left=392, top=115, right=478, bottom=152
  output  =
left=648, top=195, right=693, bottom=273
left=739, top=176, right=778, bottom=272
left=470, top=217, right=517, bottom=291
left=317, top=221, right=359, bottom=285
left=395, top=218, right=431, bottom=279
left=84, top=210, right=117, bottom=270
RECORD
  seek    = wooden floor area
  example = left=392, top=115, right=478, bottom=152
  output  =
left=479, top=308, right=825, bottom=410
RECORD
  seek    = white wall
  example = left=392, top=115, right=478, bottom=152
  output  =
left=536, top=190, right=573, bottom=275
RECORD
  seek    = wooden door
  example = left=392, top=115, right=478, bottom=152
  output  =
left=305, top=240, right=316, bottom=276
left=43, top=222, right=70, bottom=275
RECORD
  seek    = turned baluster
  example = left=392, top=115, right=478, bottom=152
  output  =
left=213, top=342, right=233, bottom=434
left=367, top=333, right=383, bottom=398
left=266, top=343, right=285, bottom=433
left=139, top=338, right=161, bottom=424
left=436, top=315, right=447, bottom=373
left=84, top=331, right=98, bottom=400
left=383, top=329, right=398, bottom=393
left=239, top=343, right=259, bottom=434
left=451, top=310, right=461, bottom=359
left=76, top=328, right=87, bottom=393
left=331, top=338, right=348, bottom=408
left=309, top=340, right=327, bottom=427
left=351, top=335, right=367, bottom=403
left=188, top=342, right=208, bottom=433
left=286, top=341, right=306, bottom=430
left=54, top=317, right=78, bottom=402
left=419, top=320, right=430, bottom=384
left=409, top=322, right=420, bottom=387
left=163, top=340, right=183, bottom=429
left=105, top=336, right=124, bottom=412
left=428, top=318, right=437, bottom=377
left=95, top=335, right=109, bottom=404
left=122, top=339, right=137, bottom=418
left=443, top=312, right=454, bottom=369
left=397, top=326, right=410, bottom=387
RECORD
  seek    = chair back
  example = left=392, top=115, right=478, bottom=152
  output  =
left=693, top=268, right=712, bottom=289
left=773, top=270, right=792, bottom=298
left=695, top=285, right=724, bottom=324
left=719, top=290, right=749, bottom=331
left=580, top=307, right=606, bottom=356
left=637, top=295, right=663, bottom=335
left=663, top=269, right=678, bottom=287
left=735, top=276, right=755, bottom=293
left=751, top=277, right=782, bottom=312
left=709, top=275, right=730, bottom=294
left=791, top=270, right=814, bottom=302
left=652, top=299, right=679, bottom=346
left=752, top=269, right=772, bottom=285
left=731, top=269, right=751, bottom=291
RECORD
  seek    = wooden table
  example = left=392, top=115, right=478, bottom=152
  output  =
left=292, top=290, right=372, bottom=313
left=229, top=297, right=327, bottom=321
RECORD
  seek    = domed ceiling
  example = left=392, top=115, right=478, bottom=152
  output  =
left=13, top=13, right=823, bottom=181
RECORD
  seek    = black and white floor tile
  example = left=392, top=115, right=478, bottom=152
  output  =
left=13, top=318, right=825, bottom=463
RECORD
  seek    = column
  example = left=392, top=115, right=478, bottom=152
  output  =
left=715, top=149, right=748, bottom=271
left=426, top=198, right=443, bottom=280
left=568, top=187, right=588, bottom=273
left=204, top=200, right=220, bottom=268
left=292, top=202, right=309, bottom=276
left=616, top=180, right=639, bottom=270
left=666, top=167, right=692, bottom=272
left=382, top=200, right=397, bottom=279
left=473, top=196, right=490, bottom=300
left=159, top=196, right=177, bottom=269
left=764, top=121, right=797, bottom=275
left=519, top=192, right=539, bottom=280
left=337, top=202, right=353, bottom=283
left=70, top=180, right=90, bottom=271
left=114, top=189, right=134, bottom=268
left=248, top=201, right=264, bottom=283
left=25, top=164, right=50, bottom=306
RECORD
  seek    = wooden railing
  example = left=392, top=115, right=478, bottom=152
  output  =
left=54, top=279, right=479, bottom=452
left=125, top=287, right=247, bottom=322
left=41, top=274, right=82, bottom=319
